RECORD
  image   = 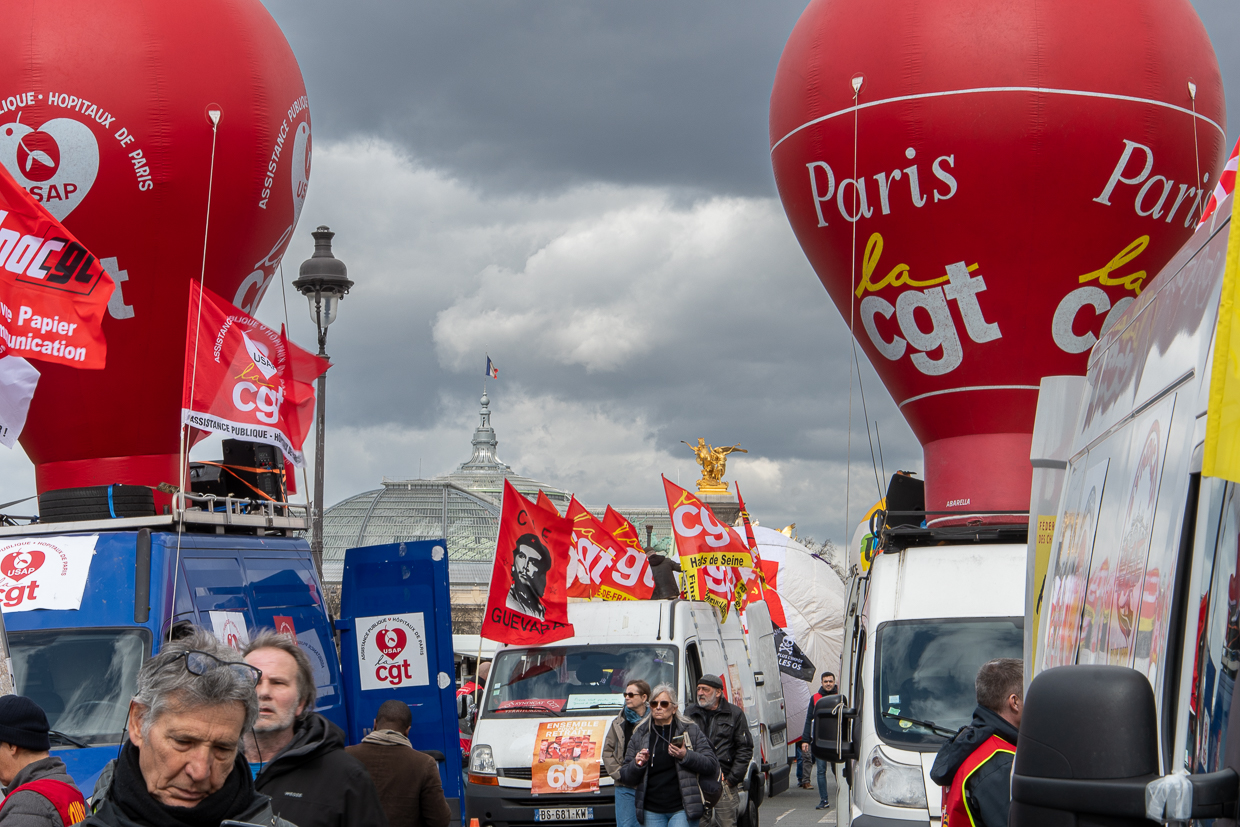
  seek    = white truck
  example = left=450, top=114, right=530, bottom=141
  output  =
left=814, top=485, right=1026, bottom=827
left=465, top=599, right=788, bottom=827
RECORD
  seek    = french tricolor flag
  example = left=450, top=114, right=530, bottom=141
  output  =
left=486, top=355, right=499, bottom=379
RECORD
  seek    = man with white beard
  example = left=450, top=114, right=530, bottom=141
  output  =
left=243, top=631, right=388, bottom=827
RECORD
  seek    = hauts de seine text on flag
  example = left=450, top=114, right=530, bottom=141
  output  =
left=0, top=162, right=114, bottom=447
left=181, top=281, right=329, bottom=467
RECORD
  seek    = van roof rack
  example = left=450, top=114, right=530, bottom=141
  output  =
left=0, top=492, right=309, bottom=538
left=872, top=509, right=1029, bottom=551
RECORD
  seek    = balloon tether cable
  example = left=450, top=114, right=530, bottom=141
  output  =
left=170, top=106, right=221, bottom=640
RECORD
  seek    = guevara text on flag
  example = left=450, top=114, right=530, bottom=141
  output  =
left=181, top=281, right=329, bottom=467
left=0, top=163, right=114, bottom=370
left=481, top=479, right=576, bottom=646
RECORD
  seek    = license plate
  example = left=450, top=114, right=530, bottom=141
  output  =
left=536, top=807, right=594, bottom=821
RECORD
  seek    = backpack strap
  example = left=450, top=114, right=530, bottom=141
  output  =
left=5, top=778, right=87, bottom=826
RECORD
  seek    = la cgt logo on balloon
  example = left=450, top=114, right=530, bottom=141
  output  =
left=769, top=0, right=1225, bottom=519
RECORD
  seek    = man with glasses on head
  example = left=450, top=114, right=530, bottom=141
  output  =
left=85, top=627, right=295, bottom=827
left=243, top=631, right=387, bottom=827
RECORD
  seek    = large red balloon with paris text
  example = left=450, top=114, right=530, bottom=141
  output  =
left=770, top=0, right=1225, bottom=521
left=0, top=0, right=311, bottom=496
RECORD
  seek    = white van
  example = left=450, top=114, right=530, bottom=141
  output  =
left=465, top=599, right=787, bottom=827
left=821, top=529, right=1025, bottom=826
left=1011, top=199, right=1240, bottom=823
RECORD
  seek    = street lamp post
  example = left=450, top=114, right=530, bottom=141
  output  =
left=293, top=226, right=353, bottom=581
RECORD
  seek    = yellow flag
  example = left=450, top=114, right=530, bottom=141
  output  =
left=1203, top=191, right=1240, bottom=481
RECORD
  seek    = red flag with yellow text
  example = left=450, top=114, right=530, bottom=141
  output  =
left=481, top=479, right=575, bottom=645
left=662, top=477, right=753, bottom=615
left=603, top=506, right=646, bottom=553
left=567, top=499, right=654, bottom=601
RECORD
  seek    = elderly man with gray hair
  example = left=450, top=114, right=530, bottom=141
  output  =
left=85, top=627, right=294, bottom=827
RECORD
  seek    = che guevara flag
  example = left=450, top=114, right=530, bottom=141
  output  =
left=566, top=499, right=654, bottom=601
left=0, top=162, right=114, bottom=370
left=481, top=479, right=575, bottom=645
left=181, top=281, right=329, bottom=467
left=663, top=477, right=754, bottom=613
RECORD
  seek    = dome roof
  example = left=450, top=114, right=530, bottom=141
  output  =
left=321, top=388, right=572, bottom=583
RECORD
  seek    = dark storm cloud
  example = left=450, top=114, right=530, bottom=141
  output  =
left=260, top=0, right=807, bottom=196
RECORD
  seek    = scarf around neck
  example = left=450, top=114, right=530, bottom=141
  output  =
left=624, top=706, right=645, bottom=724
left=361, top=729, right=413, bottom=748
left=110, top=741, right=257, bottom=827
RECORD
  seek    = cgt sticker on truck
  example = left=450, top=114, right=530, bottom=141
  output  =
left=0, top=535, right=94, bottom=611
left=356, top=612, right=429, bottom=690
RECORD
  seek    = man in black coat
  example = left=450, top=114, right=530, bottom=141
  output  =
left=244, top=632, right=388, bottom=827
left=685, top=675, right=752, bottom=827
left=930, top=659, right=1023, bottom=827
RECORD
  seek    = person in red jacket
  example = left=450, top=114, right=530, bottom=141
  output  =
left=930, top=659, right=1023, bottom=827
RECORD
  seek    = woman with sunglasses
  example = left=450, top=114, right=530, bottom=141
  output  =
left=604, top=680, right=651, bottom=827
left=619, top=685, right=719, bottom=827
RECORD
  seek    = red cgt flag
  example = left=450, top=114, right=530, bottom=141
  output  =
left=662, top=477, right=754, bottom=614
left=181, top=280, right=329, bottom=467
left=0, top=163, right=113, bottom=369
left=567, top=499, right=654, bottom=601
left=482, top=479, right=576, bottom=645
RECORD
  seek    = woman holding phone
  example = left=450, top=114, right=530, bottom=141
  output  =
left=620, top=685, right=720, bottom=827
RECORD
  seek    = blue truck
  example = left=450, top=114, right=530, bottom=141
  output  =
left=0, top=503, right=462, bottom=817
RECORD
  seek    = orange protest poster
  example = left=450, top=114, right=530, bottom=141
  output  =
left=531, top=719, right=607, bottom=795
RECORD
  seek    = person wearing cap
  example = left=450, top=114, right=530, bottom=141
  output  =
left=0, top=695, right=85, bottom=827
left=685, top=675, right=752, bottom=827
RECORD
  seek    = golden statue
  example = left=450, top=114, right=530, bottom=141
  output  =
left=682, top=438, right=747, bottom=494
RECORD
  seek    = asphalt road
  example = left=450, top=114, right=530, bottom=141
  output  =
left=757, top=767, right=840, bottom=827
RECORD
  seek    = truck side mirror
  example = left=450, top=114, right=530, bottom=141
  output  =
left=1011, top=665, right=1240, bottom=825
left=1011, top=666, right=1157, bottom=825
left=812, top=693, right=857, bottom=762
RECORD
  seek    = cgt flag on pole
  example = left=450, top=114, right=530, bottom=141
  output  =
left=181, top=281, right=329, bottom=467
left=482, top=479, right=576, bottom=645
left=566, top=498, right=654, bottom=601
left=662, top=476, right=754, bottom=615
left=0, top=162, right=115, bottom=447
left=1205, top=189, right=1240, bottom=481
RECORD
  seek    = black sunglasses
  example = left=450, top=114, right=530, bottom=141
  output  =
left=624, top=692, right=646, bottom=698
left=168, top=650, right=262, bottom=687
left=652, top=700, right=674, bottom=708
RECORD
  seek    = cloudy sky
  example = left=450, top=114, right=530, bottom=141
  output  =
left=3, top=0, right=1238, bottom=545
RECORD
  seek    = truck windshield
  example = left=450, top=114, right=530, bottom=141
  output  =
left=483, top=645, right=678, bottom=718
left=9, top=628, right=149, bottom=746
left=874, top=618, right=1022, bottom=749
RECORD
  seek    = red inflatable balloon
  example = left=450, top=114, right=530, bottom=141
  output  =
left=0, top=0, right=311, bottom=496
left=770, top=0, right=1224, bottom=521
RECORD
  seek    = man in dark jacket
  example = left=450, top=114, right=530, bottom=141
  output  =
left=244, top=631, right=388, bottom=827
left=0, top=695, right=85, bottom=827
left=799, top=672, right=836, bottom=808
left=87, top=628, right=294, bottom=827
left=347, top=700, right=451, bottom=827
left=685, top=675, right=752, bottom=827
left=930, top=659, right=1023, bottom=827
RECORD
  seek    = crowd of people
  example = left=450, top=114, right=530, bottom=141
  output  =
left=0, top=628, right=452, bottom=827
left=603, top=674, right=753, bottom=827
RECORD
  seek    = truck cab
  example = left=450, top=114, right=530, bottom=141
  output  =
left=0, top=502, right=343, bottom=793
